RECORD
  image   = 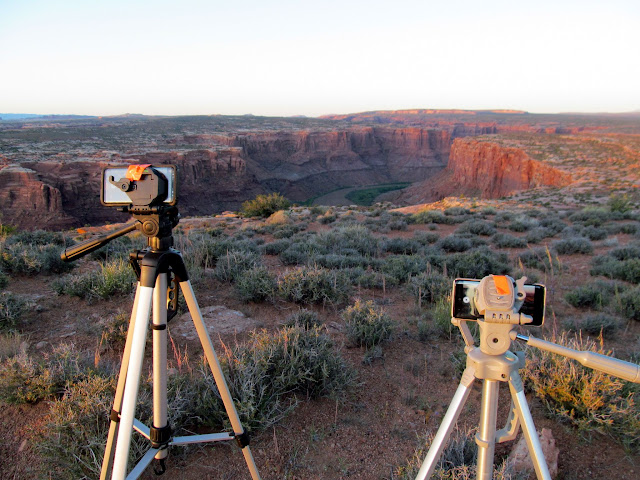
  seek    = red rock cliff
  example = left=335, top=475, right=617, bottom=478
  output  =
left=398, top=138, right=572, bottom=204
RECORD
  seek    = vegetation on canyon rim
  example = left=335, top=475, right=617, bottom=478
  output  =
left=2, top=191, right=640, bottom=478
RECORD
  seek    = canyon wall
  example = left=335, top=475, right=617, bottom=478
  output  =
left=398, top=138, right=572, bottom=204
left=0, top=126, right=457, bottom=229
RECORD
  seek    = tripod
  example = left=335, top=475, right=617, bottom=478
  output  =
left=63, top=208, right=261, bottom=480
left=415, top=278, right=640, bottom=480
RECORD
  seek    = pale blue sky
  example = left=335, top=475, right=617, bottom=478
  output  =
left=1, top=0, right=638, bottom=116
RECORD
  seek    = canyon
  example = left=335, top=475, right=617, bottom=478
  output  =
left=1, top=111, right=638, bottom=229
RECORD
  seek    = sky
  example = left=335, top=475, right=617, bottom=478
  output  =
left=1, top=0, right=639, bottom=117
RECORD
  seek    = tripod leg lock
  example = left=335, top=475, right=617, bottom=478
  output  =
left=110, top=409, right=120, bottom=423
left=150, top=425, right=173, bottom=449
left=233, top=431, right=251, bottom=448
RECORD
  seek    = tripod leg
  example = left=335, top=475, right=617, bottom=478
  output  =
left=508, top=373, right=551, bottom=480
left=111, top=285, right=154, bottom=480
left=179, top=280, right=262, bottom=480
left=152, top=274, right=170, bottom=462
left=100, top=283, right=142, bottom=480
left=476, top=380, right=500, bottom=480
left=415, top=367, right=475, bottom=480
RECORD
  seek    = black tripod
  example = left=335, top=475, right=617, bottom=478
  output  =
left=63, top=204, right=261, bottom=480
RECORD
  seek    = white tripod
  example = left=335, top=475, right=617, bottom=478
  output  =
left=415, top=275, right=640, bottom=480
left=98, top=248, right=261, bottom=480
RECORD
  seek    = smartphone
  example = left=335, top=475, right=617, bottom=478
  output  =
left=101, top=165, right=177, bottom=206
left=452, top=278, right=545, bottom=326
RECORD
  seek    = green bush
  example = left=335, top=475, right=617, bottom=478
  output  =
left=446, top=248, right=511, bottom=279
left=565, top=279, right=625, bottom=309
left=0, top=344, right=93, bottom=403
left=523, top=333, right=640, bottom=451
left=568, top=207, right=610, bottom=227
left=0, top=293, right=30, bottom=331
left=379, top=255, right=431, bottom=284
left=284, top=309, right=322, bottom=329
left=590, top=254, right=640, bottom=284
left=515, top=248, right=561, bottom=273
left=457, top=220, right=496, bottom=236
left=492, top=232, right=527, bottom=249
left=565, top=313, right=621, bottom=338
left=507, top=215, right=539, bottom=232
left=38, top=375, right=149, bottom=480
left=342, top=299, right=394, bottom=349
left=52, top=259, right=134, bottom=300
left=439, top=235, right=473, bottom=253
left=213, top=249, right=260, bottom=282
left=608, top=193, right=633, bottom=213
left=617, top=287, right=640, bottom=321
left=278, top=267, right=351, bottom=305
left=418, top=299, right=455, bottom=340
left=552, top=236, right=593, bottom=255
left=0, top=241, right=74, bottom=275
left=409, top=272, right=451, bottom=306
left=241, top=192, right=290, bottom=218
left=234, top=266, right=277, bottom=303
left=262, top=238, right=292, bottom=255
left=211, top=326, right=357, bottom=430
left=414, top=231, right=440, bottom=245
left=524, top=227, right=554, bottom=244
left=383, top=237, right=422, bottom=255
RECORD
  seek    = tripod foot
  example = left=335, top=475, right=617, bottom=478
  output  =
left=153, top=458, right=167, bottom=476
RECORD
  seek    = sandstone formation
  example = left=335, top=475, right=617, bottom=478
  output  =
left=397, top=138, right=572, bottom=204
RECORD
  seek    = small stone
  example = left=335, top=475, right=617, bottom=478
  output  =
left=35, top=341, right=48, bottom=349
left=508, top=428, right=559, bottom=478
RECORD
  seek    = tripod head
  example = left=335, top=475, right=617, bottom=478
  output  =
left=61, top=164, right=180, bottom=262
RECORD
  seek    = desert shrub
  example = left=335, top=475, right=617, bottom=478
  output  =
left=277, top=267, right=351, bottom=305
left=568, top=207, right=609, bottom=227
left=5, top=229, right=69, bottom=246
left=0, top=268, right=7, bottom=288
left=617, top=287, right=640, bottom=321
left=564, top=279, right=625, bottom=309
left=515, top=248, right=561, bottom=273
left=213, top=249, right=260, bottom=282
left=457, top=220, right=496, bottom=236
left=481, top=206, right=497, bottom=215
left=342, top=299, right=394, bottom=349
left=608, top=244, right=640, bottom=261
left=418, top=299, right=455, bottom=340
left=315, top=225, right=380, bottom=257
left=539, top=216, right=568, bottom=235
left=284, top=309, right=322, bottom=329
left=0, top=344, right=93, bottom=403
left=410, top=209, right=463, bottom=225
left=552, top=236, right=593, bottom=255
left=313, top=253, right=372, bottom=270
left=590, top=254, right=640, bottom=284
left=524, top=227, right=554, bottom=244
left=565, top=313, right=621, bottom=338
left=409, top=272, right=451, bottom=306
left=262, top=238, right=292, bottom=255
left=0, top=241, right=74, bottom=275
left=414, top=231, right=440, bottom=245
left=439, top=235, right=473, bottom=253
left=393, top=427, right=520, bottom=480
left=582, top=225, right=608, bottom=241
left=317, top=210, right=337, bottom=224
left=99, top=312, right=130, bottom=350
left=37, top=375, right=150, bottom=480
left=234, top=266, right=277, bottom=303
left=444, top=207, right=470, bottom=217
left=241, top=193, right=290, bottom=218
left=446, top=248, right=511, bottom=279
left=492, top=232, right=527, bottom=249
left=608, top=193, right=633, bottom=213
left=272, top=223, right=306, bottom=239
left=0, top=293, right=30, bottom=331
left=212, top=326, right=357, bottom=430
left=389, top=218, right=409, bottom=231
left=507, top=215, right=539, bottom=232
left=606, top=223, right=639, bottom=235
left=384, top=237, right=422, bottom=255
left=379, top=255, right=430, bottom=284
left=523, top=332, right=640, bottom=451
left=52, top=259, right=135, bottom=300
left=279, top=241, right=316, bottom=265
